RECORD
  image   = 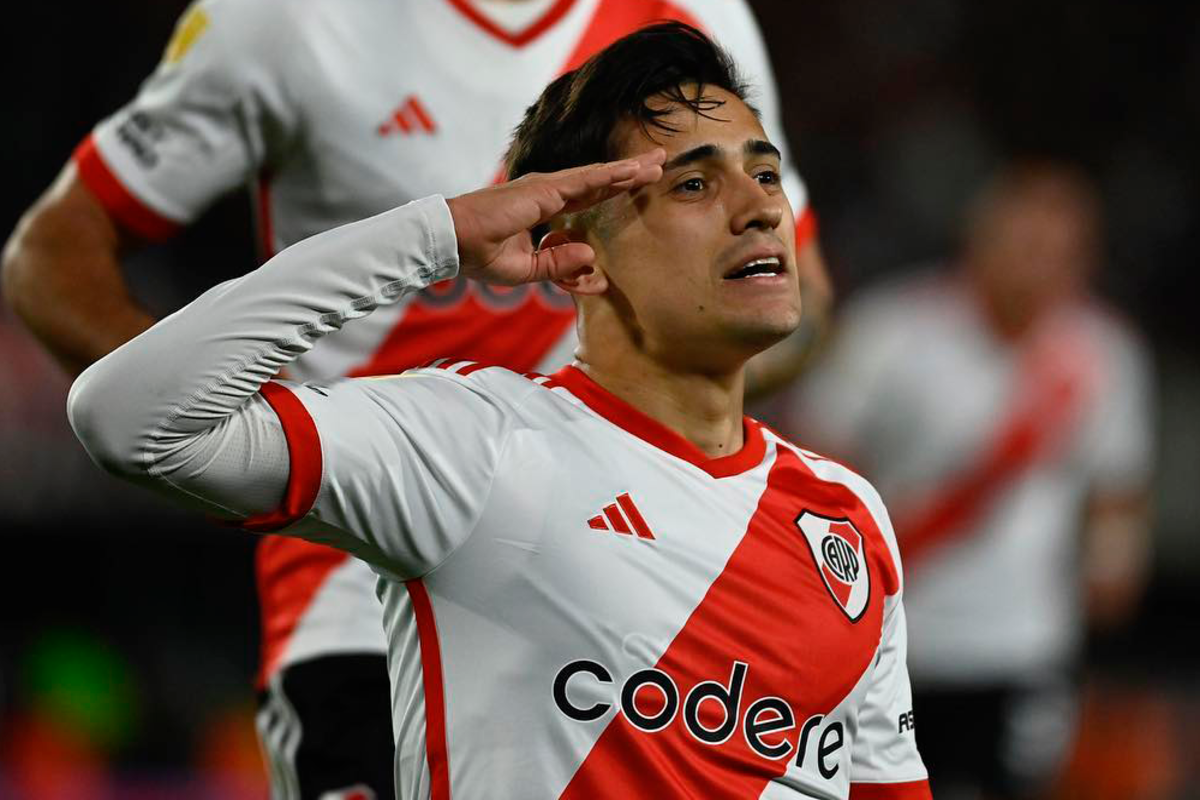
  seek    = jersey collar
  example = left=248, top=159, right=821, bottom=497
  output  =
left=443, top=0, right=579, bottom=48
left=550, top=365, right=766, bottom=479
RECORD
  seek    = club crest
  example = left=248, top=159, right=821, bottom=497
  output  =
left=795, top=512, right=871, bottom=621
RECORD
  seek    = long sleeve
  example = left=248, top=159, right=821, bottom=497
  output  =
left=68, top=196, right=467, bottom=572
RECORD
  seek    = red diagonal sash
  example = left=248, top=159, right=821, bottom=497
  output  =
left=896, top=324, right=1096, bottom=567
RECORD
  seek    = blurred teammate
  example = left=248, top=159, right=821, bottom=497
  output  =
left=789, top=162, right=1154, bottom=800
left=1, top=0, right=828, bottom=796
left=68, top=24, right=927, bottom=799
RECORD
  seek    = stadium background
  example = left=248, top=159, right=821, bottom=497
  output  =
left=1, top=0, right=1197, bottom=796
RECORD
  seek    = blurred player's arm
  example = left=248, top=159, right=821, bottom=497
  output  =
left=1083, top=487, right=1153, bottom=630
left=1, top=164, right=154, bottom=376
left=3, top=0, right=297, bottom=376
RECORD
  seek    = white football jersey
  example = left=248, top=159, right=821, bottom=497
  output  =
left=73, top=0, right=818, bottom=686
left=789, top=273, right=1154, bottom=683
left=69, top=197, right=927, bottom=799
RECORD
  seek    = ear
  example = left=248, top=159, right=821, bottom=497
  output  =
left=540, top=230, right=608, bottom=296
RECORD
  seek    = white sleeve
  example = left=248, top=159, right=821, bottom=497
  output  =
left=848, top=598, right=930, bottom=794
left=68, top=196, right=476, bottom=577
left=77, top=0, right=297, bottom=233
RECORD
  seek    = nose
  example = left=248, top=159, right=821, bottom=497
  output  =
left=729, top=173, right=784, bottom=235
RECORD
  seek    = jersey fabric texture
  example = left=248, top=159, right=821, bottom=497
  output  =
left=73, top=0, right=819, bottom=691
left=69, top=196, right=927, bottom=799
left=791, top=273, right=1155, bottom=684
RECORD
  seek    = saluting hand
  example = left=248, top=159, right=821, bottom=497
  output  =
left=446, top=149, right=665, bottom=285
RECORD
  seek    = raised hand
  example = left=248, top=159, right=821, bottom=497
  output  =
left=446, top=149, right=665, bottom=286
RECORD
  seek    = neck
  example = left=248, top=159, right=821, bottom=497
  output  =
left=574, top=349, right=747, bottom=459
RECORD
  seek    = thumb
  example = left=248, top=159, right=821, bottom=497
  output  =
left=529, top=242, right=596, bottom=281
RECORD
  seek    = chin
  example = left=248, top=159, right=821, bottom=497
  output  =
left=726, top=315, right=801, bottom=353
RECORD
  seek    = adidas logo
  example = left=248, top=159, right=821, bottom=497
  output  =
left=377, top=95, right=437, bottom=137
left=587, top=493, right=656, bottom=540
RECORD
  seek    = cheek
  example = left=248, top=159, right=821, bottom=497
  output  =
left=603, top=200, right=724, bottom=301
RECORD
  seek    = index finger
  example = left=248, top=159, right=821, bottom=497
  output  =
left=551, top=149, right=666, bottom=209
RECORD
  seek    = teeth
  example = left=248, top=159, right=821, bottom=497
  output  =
left=728, top=256, right=782, bottom=279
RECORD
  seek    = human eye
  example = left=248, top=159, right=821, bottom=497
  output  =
left=754, top=168, right=781, bottom=187
left=672, top=175, right=707, bottom=195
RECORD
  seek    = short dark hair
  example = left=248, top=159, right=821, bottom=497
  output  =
left=504, top=21, right=753, bottom=183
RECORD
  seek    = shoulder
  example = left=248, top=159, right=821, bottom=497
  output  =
left=180, top=0, right=292, bottom=41
left=1077, top=297, right=1153, bottom=367
left=847, top=267, right=951, bottom=320
left=291, top=362, right=549, bottom=452
left=762, top=426, right=906, bottom=591
left=675, top=0, right=771, bottom=70
left=666, top=0, right=760, bottom=26
left=167, top=0, right=307, bottom=75
left=367, top=360, right=549, bottom=409
left=766, top=429, right=891, bottom=529
left=661, top=0, right=767, bottom=64
left=833, top=269, right=957, bottom=350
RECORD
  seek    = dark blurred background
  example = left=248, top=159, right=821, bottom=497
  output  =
left=1, top=0, right=1197, bottom=796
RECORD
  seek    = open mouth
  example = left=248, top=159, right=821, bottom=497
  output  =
left=724, top=257, right=783, bottom=280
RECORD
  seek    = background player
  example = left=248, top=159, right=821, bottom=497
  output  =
left=0, top=0, right=828, bottom=796
left=786, top=161, right=1154, bottom=800
left=68, top=24, right=929, bottom=797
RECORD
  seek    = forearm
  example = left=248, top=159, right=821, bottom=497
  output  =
left=68, top=195, right=459, bottom=497
left=1, top=166, right=155, bottom=377
left=1084, top=489, right=1153, bottom=629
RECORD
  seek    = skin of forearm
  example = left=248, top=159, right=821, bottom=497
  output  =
left=1, top=166, right=154, bottom=377
left=1083, top=489, right=1153, bottom=631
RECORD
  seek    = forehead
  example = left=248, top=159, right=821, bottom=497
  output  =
left=610, top=86, right=769, bottom=161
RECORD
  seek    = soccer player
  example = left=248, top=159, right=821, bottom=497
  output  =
left=67, top=24, right=928, bottom=800
left=1, top=0, right=828, bottom=795
left=788, top=162, right=1154, bottom=799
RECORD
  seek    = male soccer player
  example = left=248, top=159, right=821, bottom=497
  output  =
left=789, top=162, right=1154, bottom=800
left=68, top=23, right=926, bottom=800
left=2, top=0, right=828, bottom=794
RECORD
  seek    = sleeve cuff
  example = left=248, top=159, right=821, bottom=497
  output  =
left=72, top=134, right=182, bottom=242
left=241, top=382, right=323, bottom=532
left=420, top=195, right=462, bottom=281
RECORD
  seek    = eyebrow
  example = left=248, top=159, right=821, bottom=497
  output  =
left=661, top=139, right=782, bottom=172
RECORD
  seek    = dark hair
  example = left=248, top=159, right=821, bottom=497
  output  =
left=504, top=21, right=752, bottom=184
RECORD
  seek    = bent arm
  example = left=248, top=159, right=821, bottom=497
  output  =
left=67, top=196, right=459, bottom=513
left=1, top=164, right=154, bottom=376
left=66, top=156, right=662, bottom=571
